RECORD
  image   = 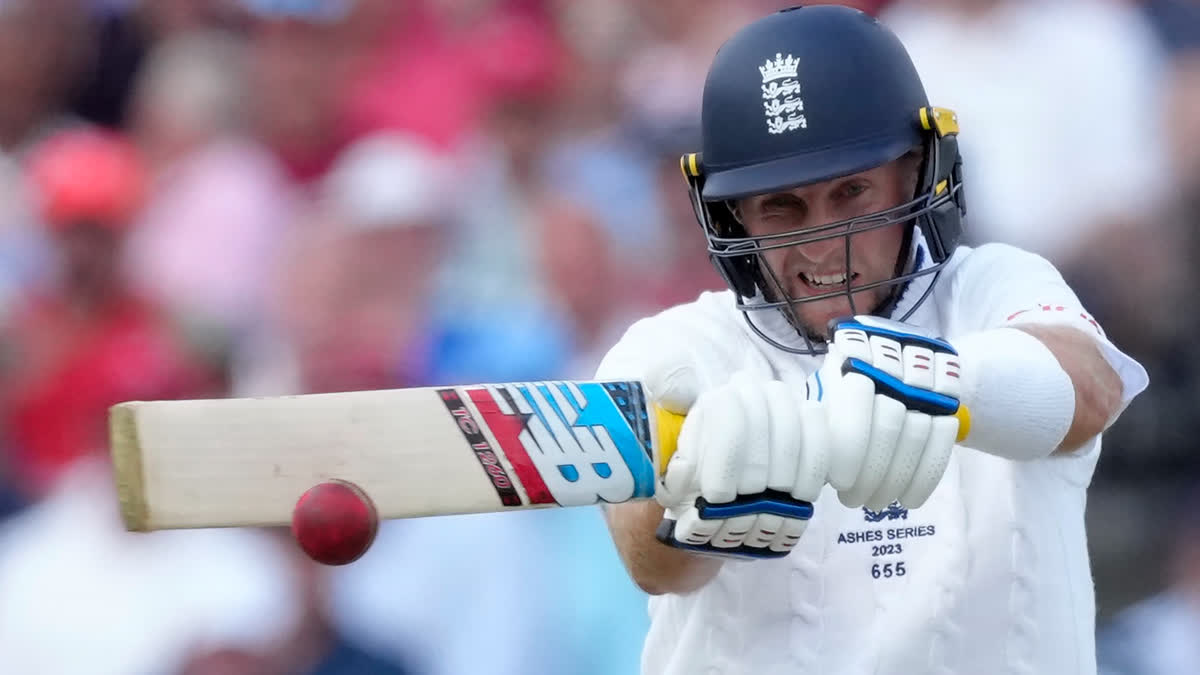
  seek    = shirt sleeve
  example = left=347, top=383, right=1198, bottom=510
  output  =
left=593, top=292, right=756, bottom=390
left=947, top=242, right=1149, bottom=415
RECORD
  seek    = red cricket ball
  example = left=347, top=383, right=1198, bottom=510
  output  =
left=291, top=479, right=379, bottom=565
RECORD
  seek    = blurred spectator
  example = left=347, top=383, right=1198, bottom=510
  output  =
left=0, top=154, right=52, bottom=324
left=1139, top=0, right=1200, bottom=55
left=1163, top=50, right=1200, bottom=197
left=238, top=131, right=452, bottom=396
left=881, top=0, right=1173, bottom=266
left=243, top=7, right=352, bottom=183
left=121, top=30, right=298, bottom=360
left=1069, top=37, right=1200, bottom=621
left=638, top=147, right=728, bottom=312
left=328, top=504, right=650, bottom=675
left=0, top=0, right=92, bottom=156
left=1097, top=485, right=1200, bottom=675
left=327, top=510, right=565, bottom=675
left=337, top=0, right=564, bottom=151
left=68, top=0, right=252, bottom=130
left=0, top=457, right=304, bottom=675
left=539, top=135, right=670, bottom=277
left=617, top=1, right=757, bottom=149
left=532, top=196, right=655, bottom=378
left=542, top=1, right=755, bottom=273
left=0, top=128, right=218, bottom=503
left=430, top=88, right=562, bottom=326
left=1067, top=27, right=1200, bottom=455
left=0, top=455, right=413, bottom=675
left=0, top=0, right=94, bottom=351
left=1063, top=160, right=1200, bottom=490
left=177, top=527, right=416, bottom=675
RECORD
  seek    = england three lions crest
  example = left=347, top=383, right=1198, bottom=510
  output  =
left=863, top=501, right=908, bottom=522
left=759, top=53, right=806, bottom=135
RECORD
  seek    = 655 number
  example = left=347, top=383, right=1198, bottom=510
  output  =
left=871, top=562, right=906, bottom=579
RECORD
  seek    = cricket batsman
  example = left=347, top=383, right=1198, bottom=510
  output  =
left=597, top=6, right=1149, bottom=674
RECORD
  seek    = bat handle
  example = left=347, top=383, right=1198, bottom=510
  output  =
left=652, top=403, right=685, bottom=477
left=954, top=404, right=971, bottom=444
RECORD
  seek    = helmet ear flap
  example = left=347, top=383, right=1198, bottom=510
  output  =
left=681, top=153, right=762, bottom=298
left=924, top=136, right=965, bottom=262
left=915, top=107, right=967, bottom=263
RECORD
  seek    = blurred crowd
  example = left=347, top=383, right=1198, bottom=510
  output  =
left=0, top=0, right=1197, bottom=673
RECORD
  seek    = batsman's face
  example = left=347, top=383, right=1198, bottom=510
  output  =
left=734, top=157, right=916, bottom=339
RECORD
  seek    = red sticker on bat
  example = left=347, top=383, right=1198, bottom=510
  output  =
left=467, top=388, right=556, bottom=505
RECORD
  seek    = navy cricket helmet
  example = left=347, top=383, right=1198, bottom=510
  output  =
left=680, top=5, right=967, bottom=353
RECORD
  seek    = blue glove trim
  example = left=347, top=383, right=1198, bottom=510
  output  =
left=842, top=358, right=959, bottom=416
left=695, top=490, right=814, bottom=521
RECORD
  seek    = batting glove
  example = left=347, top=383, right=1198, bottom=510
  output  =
left=648, top=365, right=827, bottom=560
left=807, top=315, right=965, bottom=511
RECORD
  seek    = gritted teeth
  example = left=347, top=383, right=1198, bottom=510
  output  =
left=801, top=271, right=858, bottom=287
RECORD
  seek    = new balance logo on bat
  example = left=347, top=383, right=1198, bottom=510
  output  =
left=441, top=381, right=657, bottom=508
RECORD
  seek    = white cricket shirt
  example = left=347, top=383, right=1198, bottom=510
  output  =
left=596, top=241, right=1148, bottom=675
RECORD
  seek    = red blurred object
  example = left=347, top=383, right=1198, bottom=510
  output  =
left=24, top=128, right=148, bottom=230
left=340, top=4, right=564, bottom=150
left=291, top=480, right=379, bottom=566
left=1, top=294, right=219, bottom=498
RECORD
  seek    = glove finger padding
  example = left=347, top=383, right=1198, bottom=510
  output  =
left=792, top=400, right=829, bottom=503
left=764, top=380, right=803, bottom=493
left=729, top=372, right=770, bottom=497
left=900, top=414, right=959, bottom=508
left=672, top=505, right=721, bottom=546
left=834, top=324, right=873, bottom=361
left=712, top=514, right=759, bottom=549
left=932, top=351, right=963, bottom=398
left=867, top=334, right=905, bottom=379
left=826, top=370, right=875, bottom=491
left=695, top=382, right=749, bottom=505
left=902, top=345, right=937, bottom=390
left=644, top=358, right=702, bottom=415
left=746, top=513, right=785, bottom=549
left=768, top=515, right=810, bottom=553
left=865, top=410, right=930, bottom=511
left=840, top=393, right=907, bottom=508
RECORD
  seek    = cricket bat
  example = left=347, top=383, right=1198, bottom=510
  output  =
left=109, top=380, right=685, bottom=532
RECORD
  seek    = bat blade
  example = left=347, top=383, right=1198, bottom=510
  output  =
left=110, top=381, right=681, bottom=532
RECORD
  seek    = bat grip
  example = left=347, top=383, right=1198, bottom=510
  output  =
left=954, top=404, right=971, bottom=443
left=652, top=403, right=685, bottom=477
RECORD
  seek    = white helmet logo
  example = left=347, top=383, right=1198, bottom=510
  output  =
left=759, top=53, right=807, bottom=135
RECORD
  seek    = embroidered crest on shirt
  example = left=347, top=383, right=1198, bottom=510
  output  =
left=863, top=501, right=909, bottom=522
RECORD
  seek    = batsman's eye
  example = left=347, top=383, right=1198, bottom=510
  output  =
left=751, top=196, right=807, bottom=226
left=837, top=182, right=869, bottom=200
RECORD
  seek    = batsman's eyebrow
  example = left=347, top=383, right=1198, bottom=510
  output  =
left=737, top=193, right=807, bottom=220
